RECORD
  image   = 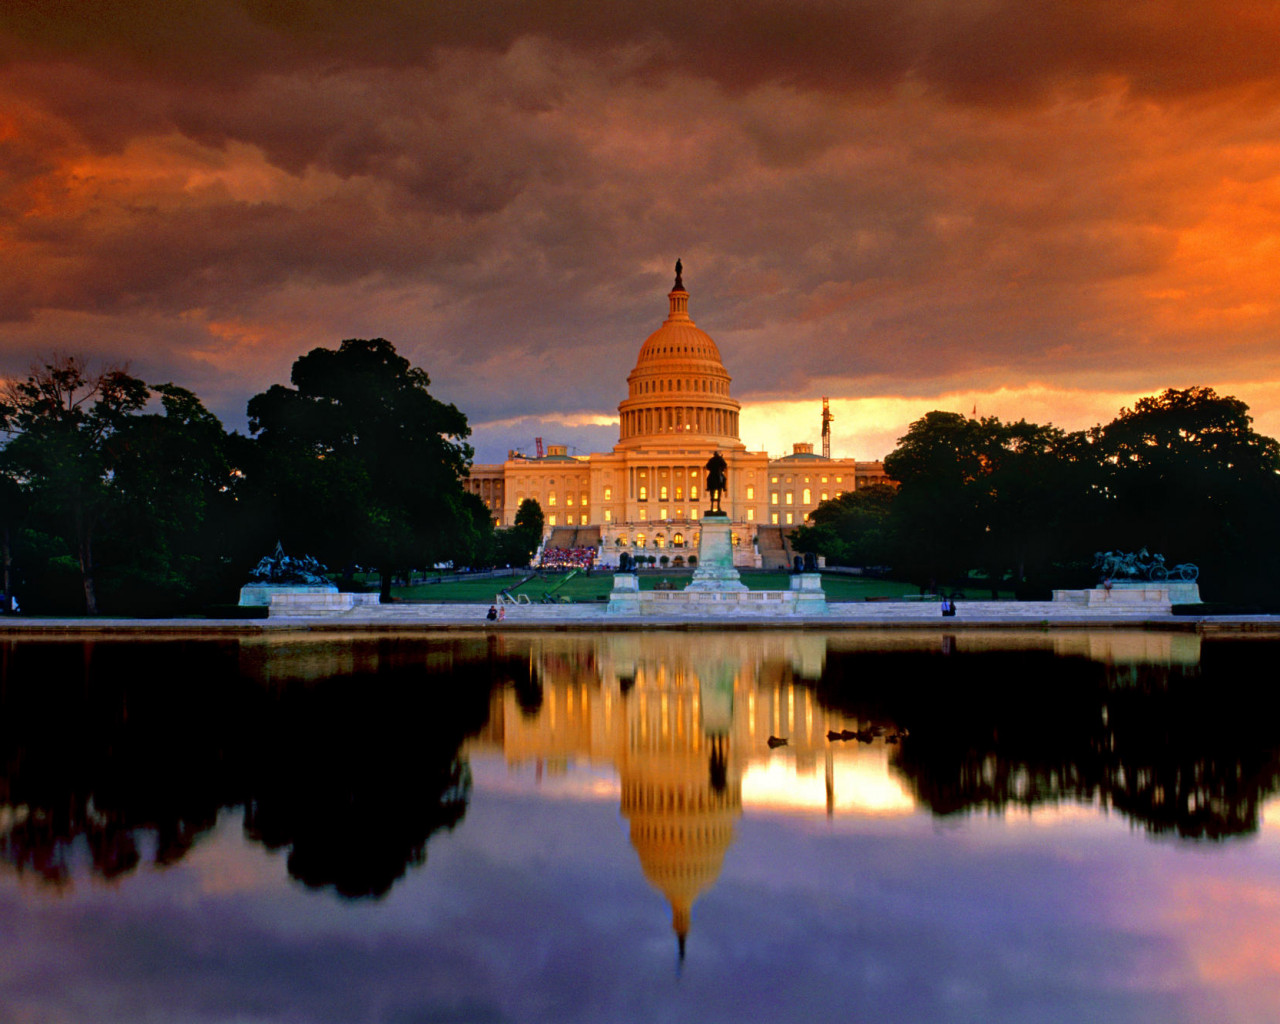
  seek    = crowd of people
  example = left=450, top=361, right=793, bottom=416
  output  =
left=538, top=546, right=597, bottom=570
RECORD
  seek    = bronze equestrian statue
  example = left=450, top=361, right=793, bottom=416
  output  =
left=704, top=451, right=727, bottom=515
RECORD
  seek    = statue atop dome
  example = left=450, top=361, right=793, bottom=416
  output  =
left=674, top=258, right=683, bottom=290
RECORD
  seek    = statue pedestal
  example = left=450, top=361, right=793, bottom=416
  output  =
left=1051, top=580, right=1201, bottom=609
left=239, top=583, right=337, bottom=607
left=789, top=572, right=827, bottom=614
left=606, top=573, right=641, bottom=614
left=687, top=515, right=747, bottom=592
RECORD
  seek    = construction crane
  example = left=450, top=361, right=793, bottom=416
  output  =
left=821, top=397, right=833, bottom=459
left=535, top=437, right=544, bottom=458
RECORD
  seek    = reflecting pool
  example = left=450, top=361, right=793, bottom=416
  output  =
left=2, top=630, right=1279, bottom=1023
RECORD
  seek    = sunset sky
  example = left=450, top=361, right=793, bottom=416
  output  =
left=2, top=1, right=1279, bottom=463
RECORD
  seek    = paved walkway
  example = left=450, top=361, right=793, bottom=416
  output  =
left=1, top=602, right=1277, bottom=635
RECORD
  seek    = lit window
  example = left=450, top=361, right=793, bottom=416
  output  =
left=604, top=486, right=612, bottom=500
left=690, top=509, right=699, bottom=519
left=785, top=492, right=794, bottom=505
left=566, top=494, right=574, bottom=506
left=822, top=476, right=829, bottom=484
left=821, top=492, right=828, bottom=502
left=639, top=486, right=647, bottom=501
left=785, top=512, right=794, bottom=525
left=580, top=492, right=588, bottom=506
left=771, top=492, right=779, bottom=505
left=691, top=486, right=698, bottom=499
left=549, top=492, right=557, bottom=506
left=803, top=489, right=811, bottom=504
left=636, top=533, right=646, bottom=547
left=746, top=508, right=755, bottom=521
left=746, top=486, right=754, bottom=500
left=549, top=514, right=557, bottom=526
left=771, top=476, right=779, bottom=484
left=604, top=509, right=612, bottom=522
left=580, top=514, right=588, bottom=525
left=639, top=508, right=647, bottom=520
left=675, top=487, right=683, bottom=500
left=660, top=486, right=668, bottom=500
left=836, top=476, right=843, bottom=483
left=659, top=508, right=668, bottom=520
left=771, top=512, right=779, bottom=524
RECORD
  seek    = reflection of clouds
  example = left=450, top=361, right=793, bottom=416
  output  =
left=183, top=812, right=287, bottom=897
left=6, top=748, right=1280, bottom=1021
left=469, top=755, right=621, bottom=803
left=1139, top=875, right=1280, bottom=1021
left=1262, top=794, right=1280, bottom=834
left=742, top=751, right=914, bottom=815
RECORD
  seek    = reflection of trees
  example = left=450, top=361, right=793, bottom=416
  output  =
left=815, top=640, right=1280, bottom=839
left=241, top=660, right=490, bottom=898
left=0, top=641, right=236, bottom=888
left=0, top=638, right=501, bottom=896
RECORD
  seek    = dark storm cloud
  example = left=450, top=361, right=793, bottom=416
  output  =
left=7, top=1, right=1280, bottom=101
left=1, top=0, right=1278, bottom=443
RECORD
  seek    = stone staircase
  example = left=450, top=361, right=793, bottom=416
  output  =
left=756, top=526, right=793, bottom=570
left=544, top=526, right=602, bottom=549
left=545, top=527, right=579, bottom=549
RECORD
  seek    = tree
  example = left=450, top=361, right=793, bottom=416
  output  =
left=882, top=411, right=987, bottom=587
left=1091, top=387, right=1280, bottom=600
left=968, top=419, right=1085, bottom=594
left=789, top=485, right=895, bottom=567
left=882, top=412, right=1084, bottom=592
left=0, top=356, right=149, bottom=613
left=99, top=383, right=238, bottom=612
left=0, top=358, right=238, bottom=614
left=497, top=498, right=544, bottom=567
left=245, top=339, right=474, bottom=601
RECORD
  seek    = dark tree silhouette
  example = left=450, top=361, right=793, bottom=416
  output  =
left=1090, top=387, right=1280, bottom=601
left=245, top=339, right=475, bottom=600
left=0, top=358, right=236, bottom=614
left=0, top=356, right=149, bottom=613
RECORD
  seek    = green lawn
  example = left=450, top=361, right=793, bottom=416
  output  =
left=380, top=570, right=1013, bottom=603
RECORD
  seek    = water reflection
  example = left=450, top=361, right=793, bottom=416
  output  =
left=2, top=629, right=1278, bottom=915
left=816, top=632, right=1280, bottom=840
left=0, top=636, right=503, bottom=896
left=466, top=630, right=1280, bottom=954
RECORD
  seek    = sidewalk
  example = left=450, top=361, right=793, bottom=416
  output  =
left=1, top=602, right=1278, bottom=635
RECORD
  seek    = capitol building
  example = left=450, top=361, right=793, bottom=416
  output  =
left=464, top=264, right=889, bottom=567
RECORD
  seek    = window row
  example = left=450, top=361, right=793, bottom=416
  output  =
left=634, top=378, right=727, bottom=396
left=622, top=407, right=739, bottom=437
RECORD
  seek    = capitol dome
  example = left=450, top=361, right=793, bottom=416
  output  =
left=616, top=261, right=744, bottom=452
